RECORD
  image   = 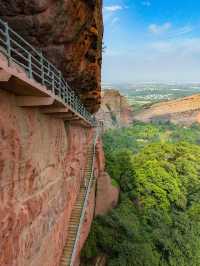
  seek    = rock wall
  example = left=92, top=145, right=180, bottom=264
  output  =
left=95, top=139, right=119, bottom=216
left=0, top=88, right=101, bottom=266
left=0, top=0, right=103, bottom=113
left=96, top=89, right=134, bottom=130
left=135, top=94, right=200, bottom=125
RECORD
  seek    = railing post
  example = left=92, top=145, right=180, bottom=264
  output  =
left=70, top=93, right=73, bottom=107
left=40, top=52, right=45, bottom=85
left=64, top=82, right=68, bottom=104
left=52, top=71, right=55, bottom=94
left=28, top=53, right=32, bottom=79
left=59, top=70, right=62, bottom=99
left=5, top=22, right=11, bottom=65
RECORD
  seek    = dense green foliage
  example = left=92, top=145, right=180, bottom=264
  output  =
left=82, top=122, right=200, bottom=266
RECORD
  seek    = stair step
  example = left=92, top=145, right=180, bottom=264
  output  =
left=72, top=206, right=83, bottom=210
left=65, top=244, right=75, bottom=248
left=74, top=206, right=83, bottom=209
left=70, top=215, right=81, bottom=220
left=72, top=207, right=82, bottom=211
left=63, top=246, right=73, bottom=250
left=70, top=217, right=80, bottom=221
left=72, top=209, right=82, bottom=212
left=68, top=224, right=78, bottom=229
left=70, top=216, right=81, bottom=220
left=70, top=218, right=80, bottom=221
left=77, top=195, right=85, bottom=199
left=63, top=249, right=73, bottom=254
left=61, top=259, right=70, bottom=264
left=60, top=260, right=70, bottom=265
left=68, top=226, right=78, bottom=231
left=70, top=217, right=81, bottom=222
left=68, top=227, right=78, bottom=233
left=71, top=214, right=82, bottom=219
left=68, top=224, right=78, bottom=228
left=67, top=227, right=78, bottom=235
left=71, top=212, right=81, bottom=216
left=62, top=253, right=71, bottom=256
left=72, top=206, right=83, bottom=214
left=72, top=206, right=82, bottom=210
left=71, top=214, right=81, bottom=218
left=67, top=233, right=77, bottom=238
left=63, top=251, right=73, bottom=256
left=65, top=240, right=75, bottom=246
left=79, top=190, right=86, bottom=194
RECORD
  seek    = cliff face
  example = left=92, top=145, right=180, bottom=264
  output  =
left=0, top=89, right=106, bottom=266
left=135, top=94, right=200, bottom=125
left=96, top=89, right=134, bottom=129
left=0, top=3, right=117, bottom=265
left=95, top=139, right=119, bottom=216
left=0, top=0, right=103, bottom=113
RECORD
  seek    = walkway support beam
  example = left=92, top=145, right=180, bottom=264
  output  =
left=0, top=69, right=11, bottom=81
left=16, top=96, right=54, bottom=107
left=41, top=107, right=69, bottom=114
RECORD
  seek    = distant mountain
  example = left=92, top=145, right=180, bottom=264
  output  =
left=134, top=94, right=200, bottom=125
left=96, top=89, right=133, bottom=129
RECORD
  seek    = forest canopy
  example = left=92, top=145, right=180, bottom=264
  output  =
left=82, top=122, right=200, bottom=266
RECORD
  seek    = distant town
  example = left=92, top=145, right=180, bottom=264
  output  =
left=102, top=83, right=200, bottom=112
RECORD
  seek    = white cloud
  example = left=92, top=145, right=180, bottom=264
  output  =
left=142, top=1, right=151, bottom=7
left=170, top=25, right=193, bottom=38
left=111, top=17, right=120, bottom=26
left=104, top=5, right=123, bottom=12
left=149, top=22, right=172, bottom=35
left=148, top=22, right=193, bottom=38
left=103, top=36, right=200, bottom=83
left=149, top=38, right=200, bottom=57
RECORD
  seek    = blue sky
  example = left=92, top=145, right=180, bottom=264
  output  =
left=103, top=0, right=200, bottom=83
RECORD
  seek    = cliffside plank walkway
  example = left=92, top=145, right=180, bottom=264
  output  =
left=0, top=18, right=97, bottom=127
left=60, top=131, right=98, bottom=266
left=0, top=18, right=100, bottom=266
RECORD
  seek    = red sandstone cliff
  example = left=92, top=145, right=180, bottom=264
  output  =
left=0, top=0, right=103, bottom=113
left=135, top=94, right=200, bottom=125
left=96, top=89, right=134, bottom=129
left=0, top=3, right=118, bottom=266
left=0, top=89, right=109, bottom=266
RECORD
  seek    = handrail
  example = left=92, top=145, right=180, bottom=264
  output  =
left=70, top=129, right=99, bottom=266
left=0, top=18, right=97, bottom=127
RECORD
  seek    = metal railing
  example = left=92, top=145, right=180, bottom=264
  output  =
left=0, top=18, right=97, bottom=126
left=70, top=129, right=99, bottom=266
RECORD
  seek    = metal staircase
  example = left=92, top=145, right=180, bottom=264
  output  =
left=60, top=131, right=98, bottom=266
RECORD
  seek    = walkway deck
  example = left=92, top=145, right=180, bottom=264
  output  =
left=0, top=18, right=97, bottom=127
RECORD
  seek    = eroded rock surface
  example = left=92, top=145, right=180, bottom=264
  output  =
left=0, top=89, right=102, bottom=266
left=96, top=89, right=134, bottom=129
left=0, top=0, right=103, bottom=113
left=95, top=172, right=119, bottom=216
left=95, top=139, right=119, bottom=215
